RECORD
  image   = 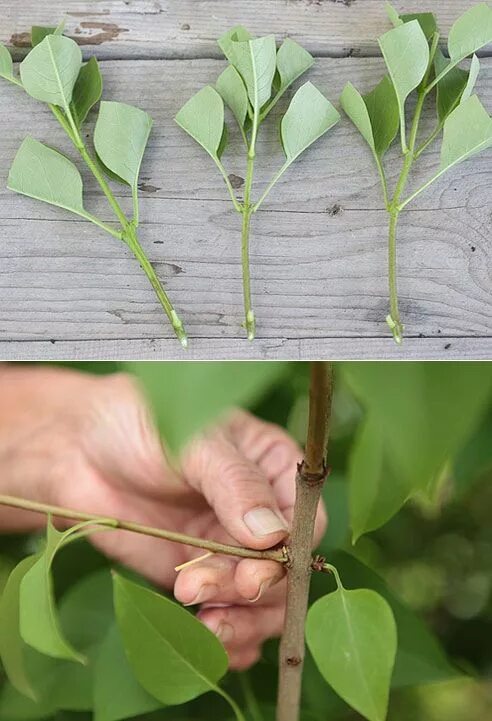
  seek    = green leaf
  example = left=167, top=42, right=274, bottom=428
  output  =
left=439, top=94, right=492, bottom=175
left=385, top=2, right=403, bottom=27
left=341, top=76, right=398, bottom=158
left=0, top=681, right=56, bottom=721
left=216, top=65, right=249, bottom=130
left=217, top=25, right=252, bottom=62
left=94, top=623, right=162, bottom=721
left=19, top=520, right=87, bottom=663
left=0, top=44, right=15, bottom=82
left=344, top=362, right=492, bottom=539
left=378, top=21, right=429, bottom=148
left=113, top=574, right=228, bottom=705
left=125, top=360, right=287, bottom=453
left=310, top=551, right=457, bottom=689
left=275, top=38, right=314, bottom=92
left=0, top=555, right=40, bottom=700
left=281, top=82, right=339, bottom=163
left=20, top=35, right=82, bottom=111
left=71, top=57, right=103, bottom=127
left=94, top=101, right=152, bottom=190
left=8, top=136, right=85, bottom=215
left=400, top=12, right=437, bottom=40
left=453, top=408, right=492, bottom=494
left=175, top=86, right=225, bottom=160
left=228, top=35, right=277, bottom=113
left=447, top=3, right=492, bottom=64
left=306, top=580, right=397, bottom=721
left=434, top=48, right=469, bottom=122
left=461, top=54, right=480, bottom=103
left=31, top=26, right=56, bottom=47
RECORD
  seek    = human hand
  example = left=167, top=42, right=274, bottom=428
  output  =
left=0, top=365, right=326, bottom=669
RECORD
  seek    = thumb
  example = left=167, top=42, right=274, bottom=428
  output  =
left=181, top=431, right=289, bottom=549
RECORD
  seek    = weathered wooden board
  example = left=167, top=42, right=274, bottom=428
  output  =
left=2, top=0, right=491, bottom=61
left=0, top=42, right=491, bottom=359
left=1, top=337, right=490, bottom=361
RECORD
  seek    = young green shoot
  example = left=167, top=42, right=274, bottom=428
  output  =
left=341, top=3, right=492, bottom=344
left=176, top=28, right=340, bottom=340
left=0, top=26, right=188, bottom=347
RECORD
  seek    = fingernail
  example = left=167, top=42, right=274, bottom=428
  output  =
left=216, top=623, right=234, bottom=644
left=183, top=584, right=219, bottom=606
left=243, top=507, right=288, bottom=538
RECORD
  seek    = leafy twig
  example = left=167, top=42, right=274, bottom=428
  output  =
left=0, top=495, right=287, bottom=563
left=341, top=3, right=492, bottom=344
left=176, top=28, right=339, bottom=339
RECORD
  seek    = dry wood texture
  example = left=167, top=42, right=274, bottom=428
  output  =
left=0, top=2, right=491, bottom=359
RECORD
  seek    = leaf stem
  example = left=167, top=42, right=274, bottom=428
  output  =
left=252, top=161, right=288, bottom=213
left=124, top=225, right=188, bottom=348
left=414, top=120, right=443, bottom=158
left=214, top=157, right=243, bottom=213
left=385, top=81, right=428, bottom=344
left=240, top=672, right=264, bottom=721
left=241, top=151, right=256, bottom=340
left=0, top=494, right=287, bottom=563
left=276, top=362, right=334, bottom=721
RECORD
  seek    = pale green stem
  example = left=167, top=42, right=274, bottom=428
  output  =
left=78, top=210, right=123, bottom=239
left=132, top=184, right=139, bottom=227
left=322, top=563, right=344, bottom=590
left=214, top=157, right=243, bottom=213
left=414, top=120, right=444, bottom=158
left=374, top=154, right=390, bottom=209
left=252, top=161, right=288, bottom=213
left=241, top=152, right=256, bottom=341
left=124, top=225, right=188, bottom=348
left=385, top=86, right=427, bottom=344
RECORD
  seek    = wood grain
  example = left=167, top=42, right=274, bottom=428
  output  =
left=2, top=0, right=491, bottom=61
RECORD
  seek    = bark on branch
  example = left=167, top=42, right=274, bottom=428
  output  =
left=276, top=361, right=334, bottom=721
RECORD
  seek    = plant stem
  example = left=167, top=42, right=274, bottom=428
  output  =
left=0, top=494, right=287, bottom=563
left=124, top=225, right=188, bottom=348
left=242, top=152, right=256, bottom=340
left=276, top=362, right=333, bottom=721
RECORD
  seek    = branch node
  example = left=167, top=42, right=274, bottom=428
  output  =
left=286, top=656, right=302, bottom=667
left=297, top=460, right=330, bottom=486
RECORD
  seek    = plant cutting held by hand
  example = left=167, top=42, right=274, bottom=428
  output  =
left=341, top=3, right=492, bottom=344
left=176, top=27, right=340, bottom=340
left=0, top=23, right=188, bottom=347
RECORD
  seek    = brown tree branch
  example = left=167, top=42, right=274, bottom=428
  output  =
left=0, top=495, right=287, bottom=563
left=276, top=361, right=334, bottom=721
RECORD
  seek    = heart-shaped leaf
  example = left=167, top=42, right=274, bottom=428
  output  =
left=228, top=35, right=277, bottom=114
left=216, top=65, right=249, bottom=130
left=341, top=76, right=398, bottom=158
left=281, top=81, right=339, bottom=163
left=0, top=555, right=41, bottom=700
left=447, top=3, right=492, bottom=65
left=218, top=25, right=252, bottom=62
left=175, top=85, right=225, bottom=160
left=20, top=34, right=82, bottom=111
left=113, top=573, right=228, bottom=705
left=306, top=583, right=397, bottom=721
left=94, top=623, right=162, bottom=721
left=439, top=94, right=492, bottom=174
left=72, top=57, right=103, bottom=127
left=0, top=44, right=14, bottom=82
left=8, top=136, right=85, bottom=216
left=378, top=21, right=429, bottom=148
left=94, top=101, right=152, bottom=190
left=275, top=38, right=314, bottom=93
